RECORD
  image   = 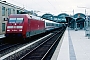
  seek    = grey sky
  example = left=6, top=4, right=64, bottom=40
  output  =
left=4, top=0, right=90, bottom=16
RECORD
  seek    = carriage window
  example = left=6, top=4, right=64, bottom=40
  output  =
left=46, top=23, right=49, bottom=26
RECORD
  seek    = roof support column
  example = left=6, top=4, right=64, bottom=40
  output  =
left=75, top=19, right=78, bottom=31
left=85, top=17, right=89, bottom=36
left=84, top=21, right=86, bottom=30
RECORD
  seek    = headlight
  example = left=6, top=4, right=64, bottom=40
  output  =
left=19, top=30, right=22, bottom=31
left=17, top=26, right=23, bottom=28
left=7, top=26, right=23, bottom=28
left=7, top=26, right=13, bottom=28
left=7, top=30, right=10, bottom=31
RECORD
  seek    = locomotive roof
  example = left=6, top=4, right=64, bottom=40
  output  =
left=10, top=14, right=29, bottom=16
left=9, top=14, right=42, bottom=20
left=29, top=15, right=42, bottom=20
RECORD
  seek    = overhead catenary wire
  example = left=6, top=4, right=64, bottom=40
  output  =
left=6, top=0, right=24, bottom=7
left=46, top=0, right=59, bottom=13
left=5, top=0, right=60, bottom=15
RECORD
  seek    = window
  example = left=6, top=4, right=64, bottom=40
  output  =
left=16, top=18, right=23, bottom=23
left=9, top=18, right=23, bottom=23
left=46, top=23, right=49, bottom=26
left=2, top=23, right=5, bottom=31
left=2, top=6, right=5, bottom=16
left=8, top=8, right=11, bottom=16
left=13, top=9, right=15, bottom=14
left=17, top=10, right=20, bottom=14
left=9, top=18, right=16, bottom=23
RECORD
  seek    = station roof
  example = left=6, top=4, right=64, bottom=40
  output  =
left=73, top=13, right=86, bottom=19
left=41, top=13, right=54, bottom=20
left=73, top=13, right=86, bottom=23
left=58, top=13, right=69, bottom=17
left=41, top=13, right=87, bottom=23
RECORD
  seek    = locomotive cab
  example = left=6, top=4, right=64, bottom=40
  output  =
left=5, top=17, right=24, bottom=38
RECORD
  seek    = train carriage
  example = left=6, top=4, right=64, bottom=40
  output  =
left=45, top=20, right=61, bottom=31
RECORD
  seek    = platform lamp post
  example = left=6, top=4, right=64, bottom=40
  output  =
left=85, top=9, right=89, bottom=37
left=85, top=15, right=89, bottom=37
left=72, top=9, right=78, bottom=31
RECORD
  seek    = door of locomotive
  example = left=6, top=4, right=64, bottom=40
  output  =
left=28, top=19, right=31, bottom=31
left=26, top=19, right=31, bottom=37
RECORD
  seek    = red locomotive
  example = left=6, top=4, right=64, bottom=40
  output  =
left=5, top=14, right=62, bottom=39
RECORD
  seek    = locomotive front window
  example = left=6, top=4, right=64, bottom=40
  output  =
left=9, top=18, right=16, bottom=23
left=9, top=18, right=23, bottom=23
left=16, top=18, right=23, bottom=23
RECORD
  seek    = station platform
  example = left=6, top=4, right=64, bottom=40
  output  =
left=0, top=34, right=5, bottom=38
left=51, top=27, right=90, bottom=60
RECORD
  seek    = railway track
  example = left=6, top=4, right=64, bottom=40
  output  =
left=0, top=29, right=51, bottom=57
left=19, top=28, right=65, bottom=60
left=0, top=27, right=66, bottom=60
left=0, top=43, right=22, bottom=57
left=3, top=27, right=65, bottom=60
left=0, top=29, right=53, bottom=59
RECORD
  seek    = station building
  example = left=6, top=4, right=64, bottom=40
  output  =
left=0, top=1, right=24, bottom=34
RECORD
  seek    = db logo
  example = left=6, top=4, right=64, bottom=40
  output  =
left=13, top=26, right=16, bottom=28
